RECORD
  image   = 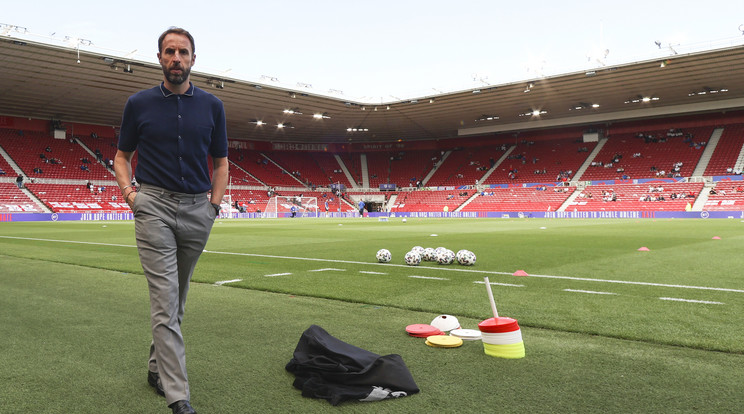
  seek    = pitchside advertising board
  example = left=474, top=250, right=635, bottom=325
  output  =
left=0, top=212, right=134, bottom=221
left=2, top=210, right=744, bottom=222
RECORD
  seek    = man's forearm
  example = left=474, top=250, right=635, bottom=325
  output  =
left=210, top=157, right=229, bottom=204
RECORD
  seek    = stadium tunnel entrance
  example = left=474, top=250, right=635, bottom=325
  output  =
left=365, top=202, right=384, bottom=212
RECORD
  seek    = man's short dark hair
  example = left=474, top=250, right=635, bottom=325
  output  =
left=158, top=27, right=195, bottom=54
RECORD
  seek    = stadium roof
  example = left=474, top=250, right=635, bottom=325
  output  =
left=2, top=36, right=744, bottom=143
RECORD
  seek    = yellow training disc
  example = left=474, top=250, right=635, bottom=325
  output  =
left=425, top=335, right=463, bottom=348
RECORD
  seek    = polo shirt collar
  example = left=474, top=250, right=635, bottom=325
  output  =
left=159, top=81, right=195, bottom=97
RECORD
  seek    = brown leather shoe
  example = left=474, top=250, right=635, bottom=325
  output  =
left=169, top=400, right=196, bottom=414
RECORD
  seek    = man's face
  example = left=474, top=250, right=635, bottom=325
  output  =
left=158, top=33, right=195, bottom=85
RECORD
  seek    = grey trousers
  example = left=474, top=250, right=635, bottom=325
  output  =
left=133, top=183, right=215, bottom=405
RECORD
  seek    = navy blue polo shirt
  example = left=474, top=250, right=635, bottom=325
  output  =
left=119, top=82, right=228, bottom=194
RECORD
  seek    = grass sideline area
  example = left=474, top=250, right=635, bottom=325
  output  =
left=1, top=218, right=744, bottom=412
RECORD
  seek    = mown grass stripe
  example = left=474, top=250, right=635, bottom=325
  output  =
left=3, top=235, right=743, bottom=294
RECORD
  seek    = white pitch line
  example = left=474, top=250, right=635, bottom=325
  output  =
left=0, top=235, right=135, bottom=248
left=524, top=273, right=744, bottom=293
left=474, top=281, right=524, bottom=287
left=4, top=235, right=744, bottom=294
left=308, top=268, right=346, bottom=272
left=659, top=297, right=724, bottom=305
left=214, top=279, right=242, bottom=286
left=564, top=289, right=618, bottom=295
left=359, top=271, right=387, bottom=275
left=264, top=273, right=292, bottom=277
left=409, top=275, right=449, bottom=280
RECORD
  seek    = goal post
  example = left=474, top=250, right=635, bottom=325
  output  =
left=264, top=195, right=319, bottom=218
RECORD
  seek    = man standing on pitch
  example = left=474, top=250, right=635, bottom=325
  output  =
left=115, top=27, right=228, bottom=414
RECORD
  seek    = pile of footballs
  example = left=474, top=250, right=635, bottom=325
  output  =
left=376, top=246, right=476, bottom=266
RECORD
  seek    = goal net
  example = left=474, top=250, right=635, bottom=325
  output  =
left=264, top=195, right=319, bottom=218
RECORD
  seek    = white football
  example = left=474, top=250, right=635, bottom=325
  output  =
left=423, top=247, right=436, bottom=261
left=456, top=249, right=476, bottom=266
left=412, top=246, right=425, bottom=255
left=436, top=249, right=455, bottom=265
left=376, top=249, right=392, bottom=263
left=404, top=251, right=422, bottom=266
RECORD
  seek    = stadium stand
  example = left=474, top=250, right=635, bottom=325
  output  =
left=262, top=151, right=335, bottom=189
left=461, top=186, right=575, bottom=212
left=703, top=124, right=744, bottom=176
left=226, top=189, right=271, bottom=213
left=425, top=145, right=509, bottom=187
left=76, top=134, right=127, bottom=174
left=568, top=182, right=704, bottom=211
left=1, top=128, right=112, bottom=181
left=578, top=127, right=713, bottom=181
left=227, top=162, right=263, bottom=186
left=25, top=183, right=129, bottom=212
left=703, top=181, right=744, bottom=211
left=6, top=114, right=744, bottom=215
left=364, top=152, right=391, bottom=188
left=0, top=182, right=43, bottom=213
left=389, top=150, right=441, bottom=189
left=390, top=190, right=471, bottom=213
left=364, top=150, right=440, bottom=189
left=335, top=153, right=362, bottom=188
left=484, top=138, right=594, bottom=185
left=0, top=151, right=16, bottom=178
left=228, top=148, right=305, bottom=188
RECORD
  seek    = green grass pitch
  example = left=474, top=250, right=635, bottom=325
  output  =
left=1, top=217, right=743, bottom=412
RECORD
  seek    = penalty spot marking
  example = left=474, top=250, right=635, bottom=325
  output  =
left=409, top=275, right=449, bottom=281
left=359, top=271, right=387, bottom=275
left=214, top=279, right=242, bottom=286
left=265, top=272, right=292, bottom=277
left=659, top=297, right=724, bottom=305
left=564, top=289, right=617, bottom=295
left=474, top=281, right=524, bottom=288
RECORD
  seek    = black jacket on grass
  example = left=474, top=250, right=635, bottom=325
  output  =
left=286, top=324, right=420, bottom=405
